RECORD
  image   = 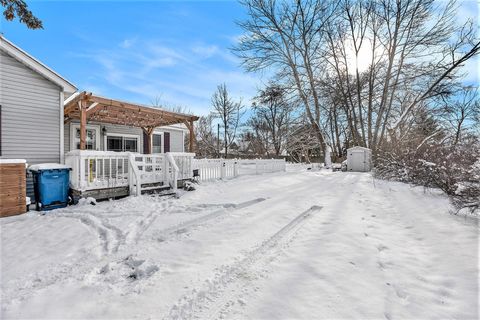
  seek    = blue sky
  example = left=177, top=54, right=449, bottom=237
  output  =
left=1, top=1, right=478, bottom=116
left=1, top=1, right=265, bottom=115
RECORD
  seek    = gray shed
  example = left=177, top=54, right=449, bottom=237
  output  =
left=347, top=146, right=372, bottom=172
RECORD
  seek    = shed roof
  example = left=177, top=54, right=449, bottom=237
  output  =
left=0, top=35, right=77, bottom=95
left=347, top=146, right=372, bottom=152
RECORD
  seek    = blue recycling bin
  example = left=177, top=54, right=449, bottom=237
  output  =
left=30, top=164, right=71, bottom=211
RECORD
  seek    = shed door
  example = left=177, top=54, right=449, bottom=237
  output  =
left=350, top=151, right=366, bottom=171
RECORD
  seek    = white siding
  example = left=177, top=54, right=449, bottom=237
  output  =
left=0, top=49, right=61, bottom=164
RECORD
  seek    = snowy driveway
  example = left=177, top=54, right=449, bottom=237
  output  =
left=1, top=171, right=478, bottom=319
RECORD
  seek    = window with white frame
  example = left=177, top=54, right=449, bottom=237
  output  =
left=106, top=134, right=139, bottom=152
left=70, top=124, right=100, bottom=150
left=152, top=133, right=163, bottom=153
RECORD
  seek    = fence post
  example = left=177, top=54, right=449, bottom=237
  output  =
left=233, top=160, right=238, bottom=177
left=221, top=161, right=226, bottom=179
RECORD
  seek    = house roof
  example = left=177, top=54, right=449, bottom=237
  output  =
left=0, top=35, right=77, bottom=95
left=64, top=91, right=199, bottom=129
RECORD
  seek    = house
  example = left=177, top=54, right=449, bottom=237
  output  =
left=1, top=36, right=199, bottom=201
left=1, top=35, right=77, bottom=200
left=0, top=35, right=77, bottom=165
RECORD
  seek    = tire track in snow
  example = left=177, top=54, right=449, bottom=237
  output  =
left=166, top=205, right=322, bottom=320
left=128, top=198, right=267, bottom=245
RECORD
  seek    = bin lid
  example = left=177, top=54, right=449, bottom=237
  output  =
left=29, top=163, right=71, bottom=171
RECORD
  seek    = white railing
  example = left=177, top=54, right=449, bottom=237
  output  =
left=166, top=153, right=179, bottom=193
left=128, top=153, right=142, bottom=196
left=66, top=151, right=195, bottom=195
left=66, top=150, right=131, bottom=191
left=192, top=158, right=285, bottom=182
left=170, top=152, right=196, bottom=180
left=130, top=153, right=166, bottom=185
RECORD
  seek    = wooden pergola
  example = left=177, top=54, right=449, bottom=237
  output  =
left=64, top=92, right=199, bottom=153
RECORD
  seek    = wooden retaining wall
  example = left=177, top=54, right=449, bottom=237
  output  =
left=0, top=162, right=27, bottom=217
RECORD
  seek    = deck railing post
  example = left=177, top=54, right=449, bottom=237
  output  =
left=79, top=153, right=86, bottom=190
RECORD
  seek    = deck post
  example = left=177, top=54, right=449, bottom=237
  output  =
left=188, top=120, right=195, bottom=153
left=142, top=127, right=153, bottom=154
left=79, top=99, right=87, bottom=150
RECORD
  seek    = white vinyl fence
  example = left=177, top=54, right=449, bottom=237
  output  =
left=193, top=158, right=286, bottom=182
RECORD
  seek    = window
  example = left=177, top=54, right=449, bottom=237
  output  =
left=124, top=137, right=137, bottom=152
left=71, top=125, right=100, bottom=150
left=107, top=136, right=122, bottom=152
left=152, top=134, right=162, bottom=153
left=106, top=135, right=139, bottom=152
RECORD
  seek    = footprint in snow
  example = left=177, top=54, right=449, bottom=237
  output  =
left=377, top=244, right=389, bottom=252
left=393, top=285, right=408, bottom=300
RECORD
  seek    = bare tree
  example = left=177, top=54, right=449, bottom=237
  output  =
left=194, top=114, right=219, bottom=158
left=234, top=0, right=338, bottom=157
left=251, top=84, right=295, bottom=156
left=150, top=94, right=191, bottom=114
left=235, top=0, right=480, bottom=156
left=323, top=0, right=480, bottom=150
left=1, top=0, right=42, bottom=29
left=285, top=114, right=322, bottom=163
left=244, top=117, right=271, bottom=156
left=211, top=84, right=244, bottom=158
left=440, top=87, right=479, bottom=146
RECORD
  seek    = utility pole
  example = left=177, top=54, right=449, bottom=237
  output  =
left=217, top=123, right=220, bottom=158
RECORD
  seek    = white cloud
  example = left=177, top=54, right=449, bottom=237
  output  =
left=191, top=44, right=219, bottom=58
left=120, top=38, right=137, bottom=49
left=78, top=38, right=263, bottom=115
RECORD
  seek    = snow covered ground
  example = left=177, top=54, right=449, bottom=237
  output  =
left=1, top=170, right=478, bottom=319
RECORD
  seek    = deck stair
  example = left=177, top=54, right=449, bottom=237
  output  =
left=139, top=182, right=175, bottom=196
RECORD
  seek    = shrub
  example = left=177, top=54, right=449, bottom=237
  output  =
left=374, top=136, right=480, bottom=214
